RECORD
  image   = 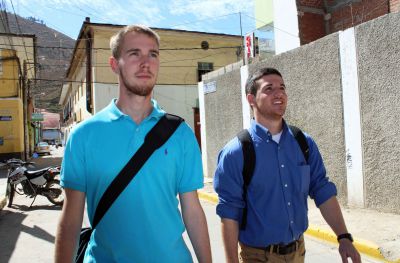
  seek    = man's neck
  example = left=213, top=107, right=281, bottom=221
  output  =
left=255, top=116, right=283, bottom=135
left=116, top=93, right=153, bottom=125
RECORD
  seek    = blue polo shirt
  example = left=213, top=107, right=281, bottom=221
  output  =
left=61, top=99, right=203, bottom=263
left=214, top=119, right=337, bottom=247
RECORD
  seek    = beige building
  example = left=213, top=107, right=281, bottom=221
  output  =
left=0, top=33, right=36, bottom=160
left=59, top=19, right=243, bottom=145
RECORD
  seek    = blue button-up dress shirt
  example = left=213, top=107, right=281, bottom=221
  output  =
left=214, top=119, right=337, bottom=247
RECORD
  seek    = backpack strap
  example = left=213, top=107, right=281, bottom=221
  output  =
left=237, top=129, right=255, bottom=230
left=288, top=125, right=309, bottom=163
left=92, top=113, right=183, bottom=228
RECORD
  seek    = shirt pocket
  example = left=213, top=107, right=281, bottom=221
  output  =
left=299, top=165, right=310, bottom=194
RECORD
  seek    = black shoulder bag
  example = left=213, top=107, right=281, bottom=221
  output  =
left=75, top=114, right=183, bottom=263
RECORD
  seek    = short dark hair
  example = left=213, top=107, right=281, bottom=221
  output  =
left=245, top=67, right=283, bottom=96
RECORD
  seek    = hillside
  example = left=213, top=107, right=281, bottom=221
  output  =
left=5, top=12, right=76, bottom=113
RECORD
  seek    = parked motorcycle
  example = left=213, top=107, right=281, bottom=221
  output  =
left=0, top=158, right=64, bottom=208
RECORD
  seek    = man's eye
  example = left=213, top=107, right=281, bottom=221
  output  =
left=264, top=87, right=272, bottom=92
left=150, top=52, right=159, bottom=58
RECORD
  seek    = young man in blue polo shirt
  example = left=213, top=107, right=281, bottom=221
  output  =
left=214, top=68, right=360, bottom=263
left=55, top=25, right=212, bottom=263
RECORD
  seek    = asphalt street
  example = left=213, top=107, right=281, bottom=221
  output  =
left=0, top=192, right=382, bottom=262
left=0, top=148, right=384, bottom=262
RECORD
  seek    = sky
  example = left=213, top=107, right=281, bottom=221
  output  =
left=4, top=0, right=258, bottom=39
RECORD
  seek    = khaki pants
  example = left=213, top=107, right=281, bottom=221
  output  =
left=239, top=236, right=306, bottom=263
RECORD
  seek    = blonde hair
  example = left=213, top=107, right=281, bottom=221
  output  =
left=110, top=24, right=160, bottom=59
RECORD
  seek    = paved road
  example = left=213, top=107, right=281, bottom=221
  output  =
left=0, top=147, right=383, bottom=262
left=0, top=195, right=382, bottom=262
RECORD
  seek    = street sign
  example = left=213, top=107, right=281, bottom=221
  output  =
left=0, top=116, right=12, bottom=121
left=31, top=113, right=44, bottom=121
left=245, top=33, right=255, bottom=59
left=204, top=81, right=216, bottom=94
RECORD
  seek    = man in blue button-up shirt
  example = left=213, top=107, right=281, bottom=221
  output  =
left=214, top=67, right=360, bottom=263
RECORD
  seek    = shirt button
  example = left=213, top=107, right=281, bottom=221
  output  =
left=284, top=184, right=288, bottom=187
left=281, top=164, right=285, bottom=168
left=267, top=140, right=270, bottom=143
left=290, top=220, right=294, bottom=224
left=288, top=202, right=291, bottom=206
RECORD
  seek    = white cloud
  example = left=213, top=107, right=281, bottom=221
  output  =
left=14, top=0, right=165, bottom=26
left=169, top=0, right=253, bottom=18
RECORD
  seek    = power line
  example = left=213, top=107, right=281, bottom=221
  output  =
left=0, top=42, right=240, bottom=51
left=8, top=0, right=35, bottom=78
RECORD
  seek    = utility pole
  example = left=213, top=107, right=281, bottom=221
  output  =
left=23, top=62, right=29, bottom=160
left=239, top=12, right=245, bottom=64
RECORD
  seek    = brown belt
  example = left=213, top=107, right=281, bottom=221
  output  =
left=250, top=240, right=298, bottom=255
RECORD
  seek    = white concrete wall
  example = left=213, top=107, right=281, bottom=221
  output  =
left=93, top=83, right=119, bottom=114
left=273, top=0, right=301, bottom=54
left=339, top=28, right=365, bottom=208
left=198, top=82, right=208, bottom=178
left=240, top=65, right=250, bottom=129
left=153, top=85, right=198, bottom=131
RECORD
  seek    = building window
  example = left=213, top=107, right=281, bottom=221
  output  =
left=198, top=62, right=213, bottom=82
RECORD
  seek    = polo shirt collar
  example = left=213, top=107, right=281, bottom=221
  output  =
left=107, top=98, right=165, bottom=121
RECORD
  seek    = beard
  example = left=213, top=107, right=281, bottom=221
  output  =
left=119, top=69, right=155, bottom=97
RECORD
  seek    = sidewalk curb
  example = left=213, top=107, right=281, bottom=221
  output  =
left=198, top=190, right=400, bottom=263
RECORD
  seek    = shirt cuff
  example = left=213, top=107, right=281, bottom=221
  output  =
left=313, top=182, right=337, bottom=207
left=216, top=203, right=242, bottom=222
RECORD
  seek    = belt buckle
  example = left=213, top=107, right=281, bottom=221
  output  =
left=276, top=241, right=296, bottom=255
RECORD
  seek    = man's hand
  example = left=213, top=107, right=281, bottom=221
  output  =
left=338, top=239, right=361, bottom=263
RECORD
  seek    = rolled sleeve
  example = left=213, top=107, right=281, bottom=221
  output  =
left=306, top=136, right=338, bottom=207
left=214, top=140, right=245, bottom=222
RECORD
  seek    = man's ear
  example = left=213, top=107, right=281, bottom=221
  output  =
left=109, top=56, right=119, bottom=74
left=247, top=93, right=255, bottom=107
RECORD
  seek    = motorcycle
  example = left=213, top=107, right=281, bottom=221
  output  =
left=0, top=158, right=64, bottom=208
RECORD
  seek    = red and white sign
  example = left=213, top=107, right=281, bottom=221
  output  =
left=245, top=32, right=255, bottom=60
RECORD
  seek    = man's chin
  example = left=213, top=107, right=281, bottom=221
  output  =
left=125, top=85, right=153, bottom=97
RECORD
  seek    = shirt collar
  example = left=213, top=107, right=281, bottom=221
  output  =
left=249, top=118, right=289, bottom=141
left=107, top=98, right=165, bottom=121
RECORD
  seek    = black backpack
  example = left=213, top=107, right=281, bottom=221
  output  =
left=237, top=125, right=309, bottom=230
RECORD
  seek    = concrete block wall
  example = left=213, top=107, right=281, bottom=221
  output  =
left=356, top=13, right=400, bottom=213
left=200, top=12, right=400, bottom=213
left=203, top=69, right=243, bottom=179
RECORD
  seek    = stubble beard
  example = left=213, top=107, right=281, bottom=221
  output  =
left=255, top=103, right=286, bottom=121
left=120, top=70, right=154, bottom=97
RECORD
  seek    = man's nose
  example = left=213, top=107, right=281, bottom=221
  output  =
left=139, top=54, right=151, bottom=67
left=273, top=88, right=284, bottom=97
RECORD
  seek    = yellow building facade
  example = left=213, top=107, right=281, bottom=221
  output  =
left=0, top=33, right=36, bottom=160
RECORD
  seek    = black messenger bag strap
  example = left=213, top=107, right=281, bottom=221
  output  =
left=91, top=113, right=183, bottom=228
